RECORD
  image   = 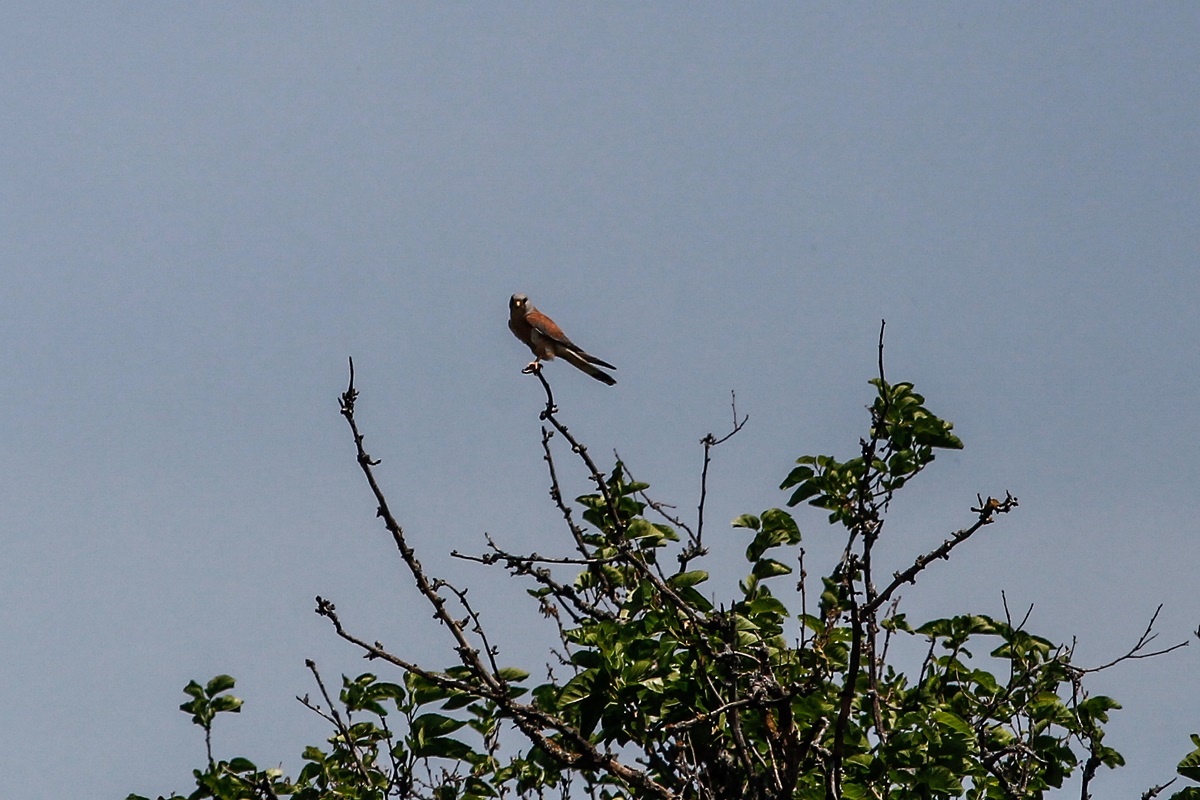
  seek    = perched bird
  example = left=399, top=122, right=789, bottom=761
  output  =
left=508, top=293, right=617, bottom=385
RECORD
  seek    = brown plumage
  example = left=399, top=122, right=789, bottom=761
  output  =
left=508, top=293, right=616, bottom=385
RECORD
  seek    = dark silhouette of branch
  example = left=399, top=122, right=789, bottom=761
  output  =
left=318, top=593, right=677, bottom=798
left=1078, top=604, right=1188, bottom=672
left=1141, top=778, right=1177, bottom=799
left=619, top=457, right=695, bottom=541
left=315, top=596, right=479, bottom=693
left=439, top=580, right=504, bottom=677
left=1001, top=590, right=1036, bottom=632
left=541, top=426, right=592, bottom=558
left=451, top=538, right=618, bottom=623
left=301, top=659, right=373, bottom=784
left=830, top=321, right=890, bottom=799
left=1080, top=751, right=1102, bottom=800
left=338, top=358, right=501, bottom=691
left=529, top=364, right=621, bottom=528
left=525, top=366, right=706, bottom=627
left=828, top=596, right=862, bottom=800
left=332, top=359, right=678, bottom=800
left=685, top=390, right=748, bottom=569
left=863, top=492, right=1019, bottom=616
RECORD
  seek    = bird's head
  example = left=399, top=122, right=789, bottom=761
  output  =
left=510, top=293, right=530, bottom=313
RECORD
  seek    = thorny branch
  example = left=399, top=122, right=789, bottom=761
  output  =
left=529, top=364, right=621, bottom=528
left=329, top=358, right=676, bottom=800
left=527, top=364, right=708, bottom=627
left=864, top=492, right=1020, bottom=616
left=686, top=390, right=748, bottom=570
left=1141, top=778, right=1178, bottom=799
left=338, top=358, right=499, bottom=691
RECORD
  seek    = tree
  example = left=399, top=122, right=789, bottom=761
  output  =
left=130, top=327, right=1197, bottom=800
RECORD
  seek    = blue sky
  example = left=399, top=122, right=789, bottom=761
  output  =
left=1, top=5, right=1197, bottom=797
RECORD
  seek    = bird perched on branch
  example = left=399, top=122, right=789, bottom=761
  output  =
left=508, top=293, right=617, bottom=385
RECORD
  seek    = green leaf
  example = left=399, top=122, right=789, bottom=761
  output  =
left=760, top=508, right=800, bottom=539
left=205, top=674, right=236, bottom=696
left=412, top=713, right=468, bottom=741
left=227, top=757, right=257, bottom=773
left=780, top=464, right=814, bottom=489
left=785, top=482, right=821, bottom=507
left=414, top=736, right=476, bottom=760
left=744, top=509, right=801, bottom=561
left=840, top=784, right=870, bottom=800
left=497, top=666, right=530, bottom=683
left=745, top=594, right=789, bottom=617
left=627, top=519, right=661, bottom=542
left=1179, top=740, right=1200, bottom=781
left=933, top=710, right=974, bottom=741
left=676, top=586, right=714, bottom=611
left=1079, top=694, right=1122, bottom=724
left=669, top=570, right=709, bottom=588
left=915, top=764, right=963, bottom=794
left=559, top=670, right=599, bottom=706
left=731, top=514, right=760, bottom=530
left=751, top=558, right=792, bottom=580
left=745, top=531, right=772, bottom=562
left=209, top=695, right=243, bottom=714
left=406, top=672, right=455, bottom=706
left=464, top=776, right=499, bottom=798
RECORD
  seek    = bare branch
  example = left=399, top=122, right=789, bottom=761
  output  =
left=1141, top=778, right=1177, bottom=799
left=688, top=390, right=748, bottom=569
left=303, top=659, right=373, bottom=783
left=542, top=426, right=592, bottom=558
left=529, top=365, right=621, bottom=529
left=339, top=359, right=505, bottom=693
left=525, top=368, right=707, bottom=627
left=864, top=492, right=1019, bottom=616
left=315, top=596, right=481, bottom=694
left=452, top=538, right=617, bottom=623
left=1079, top=604, right=1189, bottom=673
left=619, top=455, right=695, bottom=541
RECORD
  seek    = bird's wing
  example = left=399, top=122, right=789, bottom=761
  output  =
left=525, top=308, right=574, bottom=348
left=524, top=305, right=616, bottom=374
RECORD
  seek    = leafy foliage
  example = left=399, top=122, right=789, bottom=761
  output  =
left=130, top=350, right=1190, bottom=800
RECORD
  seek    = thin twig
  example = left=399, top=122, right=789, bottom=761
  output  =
left=304, top=659, right=373, bottom=783
left=1079, top=605, right=1189, bottom=672
left=336, top=360, right=679, bottom=800
left=339, top=359, right=505, bottom=692
left=688, top=390, right=748, bottom=569
left=542, top=426, right=592, bottom=558
left=526, top=367, right=706, bottom=627
left=1141, top=778, right=1177, bottom=799
left=863, top=493, right=1019, bottom=616
left=530, top=365, right=621, bottom=528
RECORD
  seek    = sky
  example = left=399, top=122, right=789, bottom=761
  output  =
left=1, top=5, right=1197, bottom=798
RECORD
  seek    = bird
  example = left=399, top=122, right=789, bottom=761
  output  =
left=508, top=293, right=617, bottom=385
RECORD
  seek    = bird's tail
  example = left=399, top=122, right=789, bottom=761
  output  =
left=561, top=349, right=617, bottom=385
left=581, top=352, right=616, bottom=371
